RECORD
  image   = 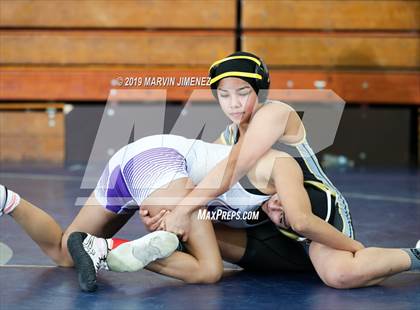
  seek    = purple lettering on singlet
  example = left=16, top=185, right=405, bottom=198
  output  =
left=105, top=166, right=133, bottom=213
left=123, top=147, right=187, bottom=200
left=102, top=147, right=187, bottom=214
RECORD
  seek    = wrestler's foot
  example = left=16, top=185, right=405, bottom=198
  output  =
left=107, top=231, right=179, bottom=272
left=67, top=232, right=109, bottom=292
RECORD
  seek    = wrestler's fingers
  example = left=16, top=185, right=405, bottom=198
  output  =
left=139, top=209, right=150, bottom=224
left=150, top=215, right=166, bottom=231
left=142, top=209, right=166, bottom=227
left=139, top=209, right=148, bottom=216
left=158, top=221, right=166, bottom=231
left=151, top=210, right=167, bottom=224
left=180, top=231, right=188, bottom=242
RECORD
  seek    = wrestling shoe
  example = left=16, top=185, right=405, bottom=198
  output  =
left=107, top=231, right=179, bottom=272
left=67, top=232, right=109, bottom=292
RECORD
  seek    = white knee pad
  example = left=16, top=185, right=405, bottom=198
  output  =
left=0, top=185, right=21, bottom=215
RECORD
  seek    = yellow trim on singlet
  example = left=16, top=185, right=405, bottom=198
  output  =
left=210, top=72, right=262, bottom=85
left=228, top=124, right=235, bottom=145
left=276, top=227, right=302, bottom=241
left=219, top=125, right=232, bottom=145
left=219, top=124, right=236, bottom=145
left=220, top=131, right=227, bottom=145
left=277, top=180, right=337, bottom=242
left=220, top=123, right=353, bottom=239
left=209, top=55, right=262, bottom=72
left=296, top=144, right=322, bottom=183
left=304, top=180, right=337, bottom=197
left=306, top=180, right=350, bottom=238
left=294, top=142, right=353, bottom=238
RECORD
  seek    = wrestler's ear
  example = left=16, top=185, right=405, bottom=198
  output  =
left=272, top=193, right=280, bottom=205
left=268, top=209, right=282, bottom=227
left=261, top=199, right=269, bottom=213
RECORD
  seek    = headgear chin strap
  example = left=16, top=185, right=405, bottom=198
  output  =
left=208, top=51, right=270, bottom=102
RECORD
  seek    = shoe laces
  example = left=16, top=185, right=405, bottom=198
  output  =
left=82, top=235, right=109, bottom=272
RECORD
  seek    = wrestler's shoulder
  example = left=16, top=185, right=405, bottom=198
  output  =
left=257, top=100, right=295, bottom=117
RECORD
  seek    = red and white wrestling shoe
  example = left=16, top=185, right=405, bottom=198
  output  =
left=107, top=231, right=179, bottom=272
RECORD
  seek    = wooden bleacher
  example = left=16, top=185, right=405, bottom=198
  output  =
left=241, top=0, right=419, bottom=105
left=0, top=0, right=235, bottom=104
left=242, top=1, right=419, bottom=30
left=0, top=0, right=418, bottom=164
left=0, top=1, right=236, bottom=29
left=0, top=0, right=418, bottom=103
left=0, top=0, right=236, bottom=163
left=0, top=103, right=64, bottom=163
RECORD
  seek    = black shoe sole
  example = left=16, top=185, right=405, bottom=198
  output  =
left=67, top=232, right=98, bottom=292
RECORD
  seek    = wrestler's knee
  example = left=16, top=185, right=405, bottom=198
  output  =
left=44, top=246, right=74, bottom=267
left=185, top=261, right=223, bottom=284
left=322, top=262, right=364, bottom=289
left=42, top=232, right=74, bottom=267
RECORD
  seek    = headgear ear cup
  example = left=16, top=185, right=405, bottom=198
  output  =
left=255, top=57, right=270, bottom=102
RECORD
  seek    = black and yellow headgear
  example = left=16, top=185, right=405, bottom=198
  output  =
left=208, top=51, right=270, bottom=102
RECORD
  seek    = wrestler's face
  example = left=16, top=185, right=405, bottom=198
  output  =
left=217, top=77, right=258, bottom=125
left=262, top=194, right=290, bottom=229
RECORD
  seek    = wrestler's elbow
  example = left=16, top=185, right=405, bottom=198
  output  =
left=289, top=213, right=311, bottom=234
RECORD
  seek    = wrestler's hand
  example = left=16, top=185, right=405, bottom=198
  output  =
left=160, top=208, right=191, bottom=242
left=139, top=209, right=168, bottom=232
